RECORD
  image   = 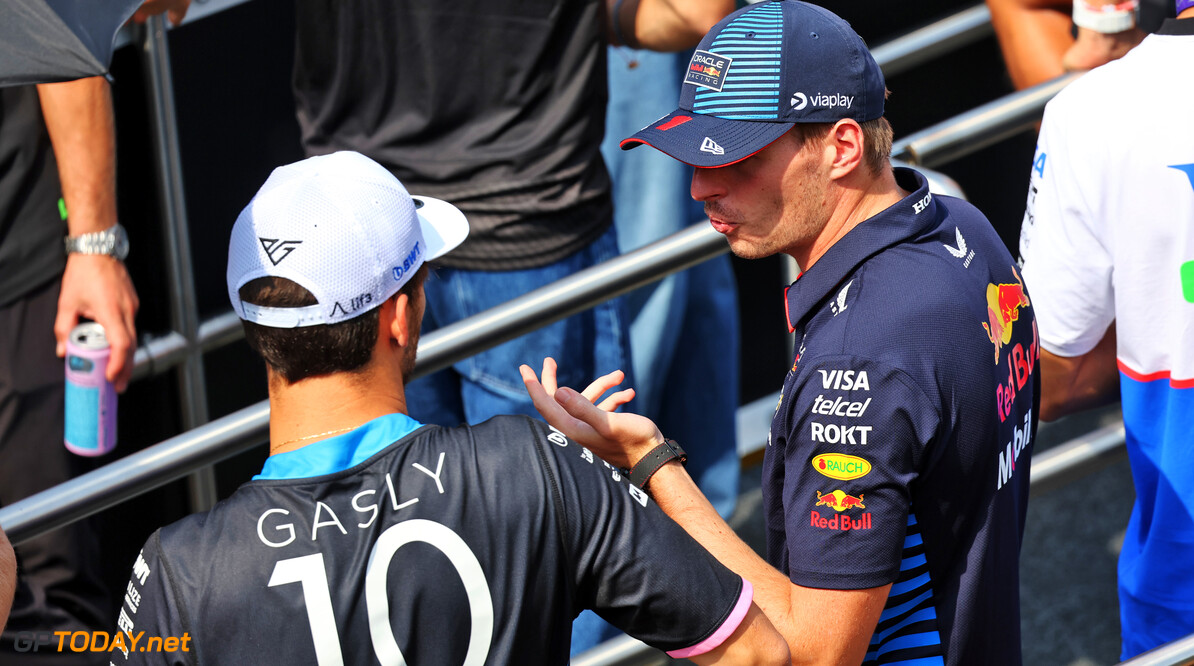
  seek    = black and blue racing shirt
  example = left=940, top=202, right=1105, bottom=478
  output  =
left=764, top=168, right=1039, bottom=666
left=111, top=414, right=751, bottom=665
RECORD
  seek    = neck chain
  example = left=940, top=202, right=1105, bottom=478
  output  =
left=273, top=424, right=359, bottom=453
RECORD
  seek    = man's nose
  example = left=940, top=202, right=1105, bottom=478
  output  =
left=690, top=167, right=725, bottom=202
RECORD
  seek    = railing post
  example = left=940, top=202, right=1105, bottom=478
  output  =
left=137, top=16, right=218, bottom=512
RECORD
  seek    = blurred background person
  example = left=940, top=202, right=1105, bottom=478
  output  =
left=1018, top=0, right=1194, bottom=657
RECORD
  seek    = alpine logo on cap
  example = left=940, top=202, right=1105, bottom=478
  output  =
left=260, top=238, right=302, bottom=266
left=700, top=137, right=725, bottom=155
left=685, top=50, right=732, bottom=92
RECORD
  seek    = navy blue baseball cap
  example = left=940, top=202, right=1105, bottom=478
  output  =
left=621, top=0, right=886, bottom=168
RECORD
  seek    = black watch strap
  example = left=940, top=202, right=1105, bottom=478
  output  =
left=629, top=439, right=687, bottom=490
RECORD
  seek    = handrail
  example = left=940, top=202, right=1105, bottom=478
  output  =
left=893, top=72, right=1082, bottom=168
left=870, top=5, right=992, bottom=79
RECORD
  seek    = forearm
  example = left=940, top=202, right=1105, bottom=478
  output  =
left=1040, top=324, right=1120, bottom=421
left=614, top=0, right=733, bottom=51
left=36, top=77, right=118, bottom=235
left=986, top=0, right=1073, bottom=89
left=0, top=527, right=15, bottom=632
left=648, top=463, right=801, bottom=654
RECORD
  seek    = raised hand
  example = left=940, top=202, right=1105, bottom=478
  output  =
left=520, top=357, right=664, bottom=469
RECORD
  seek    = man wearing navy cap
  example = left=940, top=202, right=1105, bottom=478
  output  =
left=523, top=1, right=1039, bottom=664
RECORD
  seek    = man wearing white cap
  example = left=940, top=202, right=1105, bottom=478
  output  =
left=108, top=151, right=785, bottom=665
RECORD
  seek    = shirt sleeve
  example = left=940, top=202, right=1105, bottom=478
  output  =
left=109, top=531, right=194, bottom=666
left=1018, top=94, right=1115, bottom=357
left=529, top=421, right=751, bottom=657
left=778, top=357, right=941, bottom=589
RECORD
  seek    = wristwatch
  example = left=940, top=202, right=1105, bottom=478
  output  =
left=629, top=438, right=687, bottom=490
left=1072, top=0, right=1137, bottom=33
left=64, top=224, right=129, bottom=260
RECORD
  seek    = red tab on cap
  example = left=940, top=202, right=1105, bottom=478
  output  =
left=657, top=115, right=693, bottom=131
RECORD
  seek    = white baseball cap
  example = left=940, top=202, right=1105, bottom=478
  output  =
left=226, top=151, right=468, bottom=328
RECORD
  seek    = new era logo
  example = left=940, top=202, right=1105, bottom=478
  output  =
left=260, top=238, right=302, bottom=266
left=700, top=137, right=725, bottom=155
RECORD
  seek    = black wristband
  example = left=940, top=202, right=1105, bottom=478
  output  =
left=628, top=439, right=687, bottom=490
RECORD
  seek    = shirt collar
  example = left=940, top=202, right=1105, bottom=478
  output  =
left=255, top=412, right=426, bottom=481
left=784, top=167, right=934, bottom=331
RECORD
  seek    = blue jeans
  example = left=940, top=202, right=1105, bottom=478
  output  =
left=406, top=224, right=633, bottom=427
left=571, top=47, right=742, bottom=656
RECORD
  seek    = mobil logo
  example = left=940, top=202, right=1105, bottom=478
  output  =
left=811, top=453, right=872, bottom=480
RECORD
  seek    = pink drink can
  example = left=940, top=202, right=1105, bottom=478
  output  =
left=64, top=322, right=117, bottom=456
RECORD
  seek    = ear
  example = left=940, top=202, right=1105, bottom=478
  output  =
left=827, top=119, right=865, bottom=181
left=388, top=293, right=414, bottom=349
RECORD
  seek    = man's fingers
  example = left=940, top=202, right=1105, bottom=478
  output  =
left=555, top=386, right=614, bottom=437
left=540, top=357, right=559, bottom=395
left=53, top=308, right=79, bottom=358
left=580, top=369, right=625, bottom=403
left=521, top=364, right=568, bottom=422
left=596, top=388, right=635, bottom=412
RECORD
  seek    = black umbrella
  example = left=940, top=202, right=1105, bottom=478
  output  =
left=0, top=0, right=142, bottom=87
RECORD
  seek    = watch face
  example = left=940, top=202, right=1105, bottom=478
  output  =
left=113, top=227, right=129, bottom=260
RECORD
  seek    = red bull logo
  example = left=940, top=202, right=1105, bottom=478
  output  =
left=982, top=265, right=1031, bottom=363
left=813, top=489, right=866, bottom=512
left=810, top=510, right=872, bottom=531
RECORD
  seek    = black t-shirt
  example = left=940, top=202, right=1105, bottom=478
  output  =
left=111, top=414, right=748, bottom=665
left=292, top=0, right=613, bottom=271
left=765, top=169, right=1038, bottom=665
left=0, top=86, right=65, bottom=307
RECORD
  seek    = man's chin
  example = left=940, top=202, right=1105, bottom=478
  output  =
left=726, top=237, right=773, bottom=261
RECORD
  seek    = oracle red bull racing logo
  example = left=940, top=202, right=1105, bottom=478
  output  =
left=684, top=50, right=731, bottom=91
left=982, top=266, right=1031, bottom=363
left=810, top=490, right=873, bottom=531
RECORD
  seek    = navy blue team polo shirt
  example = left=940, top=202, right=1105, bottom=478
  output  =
left=764, top=168, right=1039, bottom=666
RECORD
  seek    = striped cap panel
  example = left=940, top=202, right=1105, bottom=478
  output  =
left=693, top=2, right=784, bottom=120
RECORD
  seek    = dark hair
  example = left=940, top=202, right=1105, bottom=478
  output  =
left=239, top=265, right=427, bottom=383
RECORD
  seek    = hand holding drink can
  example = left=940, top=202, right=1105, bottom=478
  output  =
left=64, top=322, right=117, bottom=456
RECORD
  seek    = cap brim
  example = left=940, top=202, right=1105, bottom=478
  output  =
left=621, top=109, right=795, bottom=168
left=412, top=195, right=469, bottom=261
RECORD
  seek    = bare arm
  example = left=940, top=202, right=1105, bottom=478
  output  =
left=608, top=0, right=734, bottom=51
left=1039, top=322, right=1120, bottom=421
left=986, top=0, right=1074, bottom=89
left=691, top=602, right=791, bottom=666
left=987, top=0, right=1144, bottom=90
left=0, top=526, right=15, bottom=633
left=37, top=77, right=139, bottom=392
left=522, top=361, right=890, bottom=664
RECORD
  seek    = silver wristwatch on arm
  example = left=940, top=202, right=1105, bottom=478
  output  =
left=64, top=223, right=129, bottom=260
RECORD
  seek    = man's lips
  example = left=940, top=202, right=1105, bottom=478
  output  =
left=709, top=217, right=738, bottom=234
